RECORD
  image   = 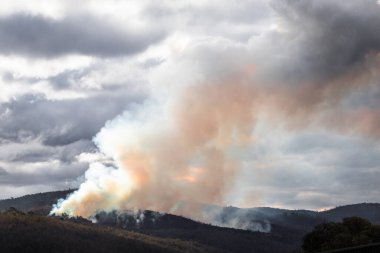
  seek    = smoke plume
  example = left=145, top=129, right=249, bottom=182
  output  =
left=52, top=0, right=380, bottom=226
left=52, top=72, right=257, bottom=219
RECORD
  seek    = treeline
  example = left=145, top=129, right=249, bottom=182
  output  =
left=0, top=209, right=217, bottom=253
left=0, top=190, right=74, bottom=215
left=95, top=210, right=303, bottom=253
left=301, top=217, right=380, bottom=252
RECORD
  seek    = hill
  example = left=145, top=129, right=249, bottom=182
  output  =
left=0, top=190, right=74, bottom=215
left=208, top=203, right=380, bottom=233
left=1, top=190, right=380, bottom=253
left=320, top=203, right=380, bottom=223
left=0, top=209, right=218, bottom=253
left=95, top=210, right=302, bottom=253
left=0, top=191, right=303, bottom=253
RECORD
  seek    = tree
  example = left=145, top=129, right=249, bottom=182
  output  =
left=302, top=217, right=380, bottom=252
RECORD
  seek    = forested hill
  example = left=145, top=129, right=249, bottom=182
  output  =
left=0, top=210, right=218, bottom=253
left=0, top=190, right=74, bottom=215
left=1, top=190, right=380, bottom=253
left=320, top=203, right=380, bottom=223
left=1, top=190, right=379, bottom=224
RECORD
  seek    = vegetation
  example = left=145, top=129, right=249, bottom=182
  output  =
left=0, top=209, right=218, bottom=253
left=2, top=191, right=380, bottom=253
left=95, top=210, right=303, bottom=253
left=320, top=203, right=380, bottom=223
left=0, top=190, right=74, bottom=215
left=302, top=217, right=380, bottom=252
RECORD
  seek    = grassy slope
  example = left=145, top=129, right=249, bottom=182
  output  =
left=0, top=211, right=220, bottom=253
left=2, top=191, right=379, bottom=253
left=0, top=190, right=74, bottom=215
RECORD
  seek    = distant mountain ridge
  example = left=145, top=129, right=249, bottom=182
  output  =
left=1, top=190, right=379, bottom=223
left=320, top=203, right=380, bottom=223
left=1, top=190, right=379, bottom=253
left=203, top=203, right=380, bottom=234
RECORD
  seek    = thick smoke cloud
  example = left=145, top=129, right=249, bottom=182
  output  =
left=51, top=0, right=380, bottom=221
left=249, top=0, right=380, bottom=136
left=52, top=75, right=257, bottom=218
left=0, top=14, right=166, bottom=58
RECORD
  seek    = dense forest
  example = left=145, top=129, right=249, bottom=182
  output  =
left=302, top=217, right=380, bottom=252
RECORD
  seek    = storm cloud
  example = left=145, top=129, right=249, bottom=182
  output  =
left=0, top=14, right=166, bottom=58
left=0, top=93, right=143, bottom=146
left=260, top=0, right=380, bottom=82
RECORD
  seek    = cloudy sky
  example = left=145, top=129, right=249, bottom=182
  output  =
left=1, top=0, right=380, bottom=211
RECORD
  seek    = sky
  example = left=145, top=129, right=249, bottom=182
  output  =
left=1, top=0, right=380, bottom=212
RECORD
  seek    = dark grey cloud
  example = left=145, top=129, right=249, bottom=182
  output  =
left=256, top=0, right=380, bottom=83
left=241, top=131, right=380, bottom=209
left=0, top=136, right=99, bottom=192
left=0, top=9, right=151, bottom=197
left=0, top=138, right=100, bottom=192
left=0, top=14, right=166, bottom=58
left=0, top=167, right=8, bottom=175
left=8, top=147, right=56, bottom=163
left=139, top=57, right=166, bottom=69
left=0, top=93, right=143, bottom=146
left=1, top=140, right=94, bottom=164
left=0, top=162, right=87, bottom=187
left=49, top=68, right=93, bottom=90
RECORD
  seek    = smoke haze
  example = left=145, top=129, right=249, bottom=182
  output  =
left=50, top=0, right=380, bottom=225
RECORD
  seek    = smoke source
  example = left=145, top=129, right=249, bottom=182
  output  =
left=52, top=0, right=380, bottom=229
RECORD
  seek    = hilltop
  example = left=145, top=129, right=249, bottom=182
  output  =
left=1, top=190, right=380, bottom=253
left=0, top=190, right=74, bottom=215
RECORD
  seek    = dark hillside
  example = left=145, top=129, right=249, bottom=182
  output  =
left=2, top=191, right=380, bottom=253
left=0, top=190, right=74, bottom=215
left=95, top=210, right=303, bottom=253
left=0, top=210, right=218, bottom=253
left=320, top=203, right=380, bottom=224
